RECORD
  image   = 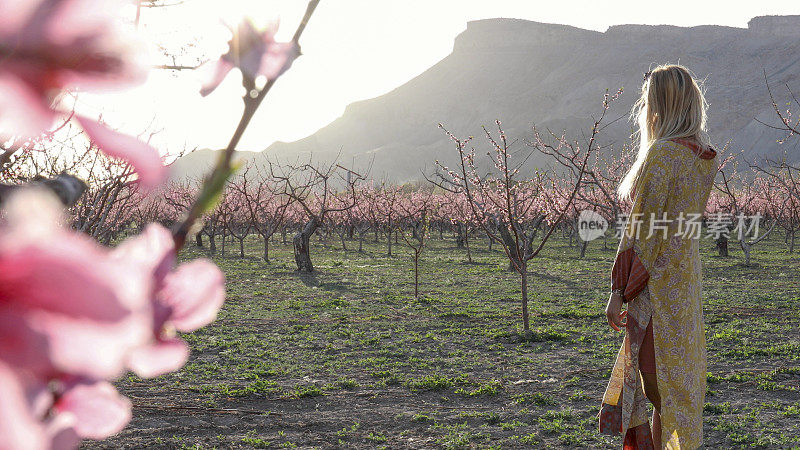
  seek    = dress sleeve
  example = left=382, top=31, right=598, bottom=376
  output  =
left=611, top=143, right=675, bottom=303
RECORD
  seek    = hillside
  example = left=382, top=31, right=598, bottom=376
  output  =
left=171, top=15, right=800, bottom=182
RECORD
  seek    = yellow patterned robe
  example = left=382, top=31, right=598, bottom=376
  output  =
left=599, top=138, right=718, bottom=449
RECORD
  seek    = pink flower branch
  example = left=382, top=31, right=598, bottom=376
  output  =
left=171, top=0, right=321, bottom=251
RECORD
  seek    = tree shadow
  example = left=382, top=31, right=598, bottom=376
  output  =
left=525, top=269, right=584, bottom=290
left=458, top=260, right=493, bottom=266
left=294, top=270, right=358, bottom=294
left=295, top=270, right=318, bottom=287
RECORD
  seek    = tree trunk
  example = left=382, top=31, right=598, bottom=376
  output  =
left=414, top=253, right=420, bottom=298
left=579, top=239, right=588, bottom=258
left=239, top=236, right=245, bottom=258
left=465, top=226, right=472, bottom=263
left=263, top=235, right=270, bottom=262
left=221, top=233, right=226, bottom=257
left=742, top=241, right=751, bottom=266
left=340, top=232, right=347, bottom=251
left=716, top=235, right=729, bottom=257
left=455, top=223, right=465, bottom=248
left=209, top=234, right=216, bottom=255
left=521, top=264, right=530, bottom=333
left=293, top=218, right=318, bottom=272
left=195, top=233, right=204, bottom=248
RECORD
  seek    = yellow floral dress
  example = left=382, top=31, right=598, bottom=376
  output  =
left=599, top=138, right=718, bottom=449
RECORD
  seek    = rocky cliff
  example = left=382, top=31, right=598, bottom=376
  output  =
left=172, top=16, right=800, bottom=181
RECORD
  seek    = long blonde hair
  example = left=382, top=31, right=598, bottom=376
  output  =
left=617, top=64, right=710, bottom=201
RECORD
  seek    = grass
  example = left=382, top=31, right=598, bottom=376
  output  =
left=89, top=231, right=800, bottom=448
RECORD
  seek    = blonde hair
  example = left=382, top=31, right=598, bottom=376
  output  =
left=617, top=64, right=710, bottom=201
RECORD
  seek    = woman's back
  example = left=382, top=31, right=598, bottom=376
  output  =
left=647, top=138, right=717, bottom=229
left=601, top=64, right=718, bottom=450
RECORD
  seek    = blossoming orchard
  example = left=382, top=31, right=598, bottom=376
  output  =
left=1, top=0, right=799, bottom=448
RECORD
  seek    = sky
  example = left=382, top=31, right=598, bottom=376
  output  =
left=83, top=0, right=800, bottom=156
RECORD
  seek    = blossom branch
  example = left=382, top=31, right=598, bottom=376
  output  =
left=172, top=0, right=321, bottom=250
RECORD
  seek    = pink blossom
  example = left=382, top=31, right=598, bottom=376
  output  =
left=114, top=224, right=225, bottom=378
left=0, top=362, right=47, bottom=450
left=0, top=361, right=132, bottom=449
left=75, top=115, right=166, bottom=190
left=200, top=19, right=299, bottom=96
left=0, top=189, right=151, bottom=380
left=0, top=0, right=166, bottom=189
left=52, top=379, right=131, bottom=440
left=0, top=0, right=148, bottom=91
left=0, top=188, right=226, bottom=445
left=0, top=189, right=150, bottom=447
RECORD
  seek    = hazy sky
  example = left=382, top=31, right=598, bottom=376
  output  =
left=84, top=0, right=800, bottom=155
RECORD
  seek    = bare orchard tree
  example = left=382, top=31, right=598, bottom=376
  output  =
left=760, top=69, right=800, bottom=144
left=162, top=180, right=196, bottom=233
left=9, top=121, right=140, bottom=244
left=0, top=108, right=76, bottom=183
left=270, top=160, right=363, bottom=272
left=232, top=165, right=293, bottom=262
left=396, top=189, right=438, bottom=298
left=366, top=183, right=401, bottom=257
left=0, top=111, right=88, bottom=207
left=715, top=156, right=776, bottom=265
left=347, top=187, right=373, bottom=252
left=327, top=193, right=359, bottom=252
left=429, top=90, right=619, bottom=333
left=540, top=139, right=635, bottom=255
left=750, top=158, right=800, bottom=253
left=756, top=71, right=800, bottom=252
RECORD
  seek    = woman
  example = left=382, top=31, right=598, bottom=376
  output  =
left=598, top=64, right=718, bottom=449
